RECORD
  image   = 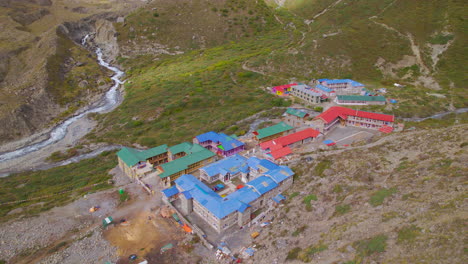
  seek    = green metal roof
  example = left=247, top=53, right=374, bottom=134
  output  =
left=285, top=108, right=307, bottom=118
left=255, top=122, right=293, bottom=140
left=337, top=95, right=386, bottom=102
left=117, top=144, right=168, bottom=167
left=159, top=145, right=215, bottom=178
left=168, top=142, right=192, bottom=155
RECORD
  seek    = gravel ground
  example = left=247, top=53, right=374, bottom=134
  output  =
left=0, top=213, right=92, bottom=261
left=0, top=167, right=131, bottom=263
left=39, top=228, right=118, bottom=264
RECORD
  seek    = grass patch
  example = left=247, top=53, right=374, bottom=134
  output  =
left=369, top=187, right=397, bottom=207
left=292, top=225, right=308, bottom=237
left=289, top=191, right=300, bottom=199
left=47, top=241, right=68, bottom=254
left=354, top=234, right=388, bottom=257
left=335, top=204, right=351, bottom=215
left=429, top=34, right=454, bottom=45
left=286, top=247, right=302, bottom=260
left=397, top=225, right=421, bottom=244
left=0, top=153, right=117, bottom=222
left=303, top=194, right=317, bottom=211
left=314, top=160, right=332, bottom=177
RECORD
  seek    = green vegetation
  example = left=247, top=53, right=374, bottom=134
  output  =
left=285, top=242, right=328, bottom=262
left=333, top=184, right=343, bottom=193
left=46, top=30, right=111, bottom=106
left=48, top=241, right=68, bottom=254
left=354, top=234, right=388, bottom=257
left=397, top=225, right=421, bottom=243
left=303, top=194, right=317, bottom=211
left=313, top=106, right=323, bottom=112
left=289, top=191, right=300, bottom=199
left=46, top=147, right=84, bottom=162
left=314, top=160, right=332, bottom=177
left=0, top=152, right=116, bottom=222
left=405, top=112, right=468, bottom=129
left=369, top=187, right=397, bottom=207
left=335, top=204, right=351, bottom=215
left=429, top=34, right=454, bottom=45
left=286, top=247, right=302, bottom=260
left=92, top=26, right=298, bottom=146
left=292, top=225, right=308, bottom=237
left=119, top=191, right=130, bottom=203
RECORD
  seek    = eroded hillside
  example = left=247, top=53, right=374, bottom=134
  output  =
left=0, top=0, right=144, bottom=144
left=252, top=122, right=467, bottom=263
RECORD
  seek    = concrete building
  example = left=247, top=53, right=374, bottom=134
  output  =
left=157, top=143, right=216, bottom=187
left=162, top=157, right=294, bottom=233
left=335, top=95, right=386, bottom=105
left=271, top=83, right=297, bottom=96
left=260, top=128, right=320, bottom=160
left=283, top=108, right=309, bottom=127
left=315, top=84, right=336, bottom=98
left=254, top=122, right=293, bottom=143
left=199, top=154, right=250, bottom=183
left=317, top=79, right=365, bottom=95
left=117, top=145, right=168, bottom=179
left=313, top=106, right=394, bottom=133
left=193, top=131, right=245, bottom=157
left=290, top=84, right=322, bottom=104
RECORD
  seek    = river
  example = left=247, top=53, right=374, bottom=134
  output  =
left=0, top=37, right=125, bottom=175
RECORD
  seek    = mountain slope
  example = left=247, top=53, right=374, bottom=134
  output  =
left=0, top=0, right=145, bottom=144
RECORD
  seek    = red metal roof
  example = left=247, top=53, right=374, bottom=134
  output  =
left=269, top=146, right=292, bottom=160
left=379, top=125, right=394, bottom=133
left=272, top=83, right=297, bottom=92
left=315, top=106, right=394, bottom=123
left=260, top=128, right=320, bottom=150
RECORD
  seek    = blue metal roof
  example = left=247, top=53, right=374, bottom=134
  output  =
left=195, top=131, right=244, bottom=152
left=316, top=84, right=333, bottom=93
left=248, top=176, right=278, bottom=195
left=201, top=154, right=249, bottom=177
left=182, top=190, right=192, bottom=199
left=175, top=173, right=289, bottom=219
left=265, top=166, right=294, bottom=183
left=320, top=79, right=365, bottom=87
left=162, top=186, right=179, bottom=198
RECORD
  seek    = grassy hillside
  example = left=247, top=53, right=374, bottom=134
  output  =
left=90, top=31, right=294, bottom=146
left=0, top=151, right=116, bottom=223
left=115, top=0, right=279, bottom=57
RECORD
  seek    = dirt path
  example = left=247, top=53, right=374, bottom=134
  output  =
left=312, top=0, right=344, bottom=20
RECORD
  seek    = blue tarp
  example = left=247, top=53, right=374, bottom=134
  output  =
left=272, top=193, right=286, bottom=203
left=245, top=248, right=255, bottom=256
left=390, top=99, right=398, bottom=103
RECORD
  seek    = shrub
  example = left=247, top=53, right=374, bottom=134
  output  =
left=335, top=204, right=351, bottom=215
left=354, top=234, right=388, bottom=256
left=369, top=188, right=397, bottom=206
left=286, top=247, right=302, bottom=260
left=314, top=160, right=332, bottom=177
left=303, top=194, right=317, bottom=205
left=333, top=184, right=343, bottom=193
left=289, top=191, right=300, bottom=199
left=313, top=106, right=323, bottom=112
left=397, top=225, right=421, bottom=243
left=292, top=225, right=308, bottom=237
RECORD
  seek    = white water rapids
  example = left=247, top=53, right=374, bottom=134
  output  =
left=0, top=39, right=124, bottom=163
